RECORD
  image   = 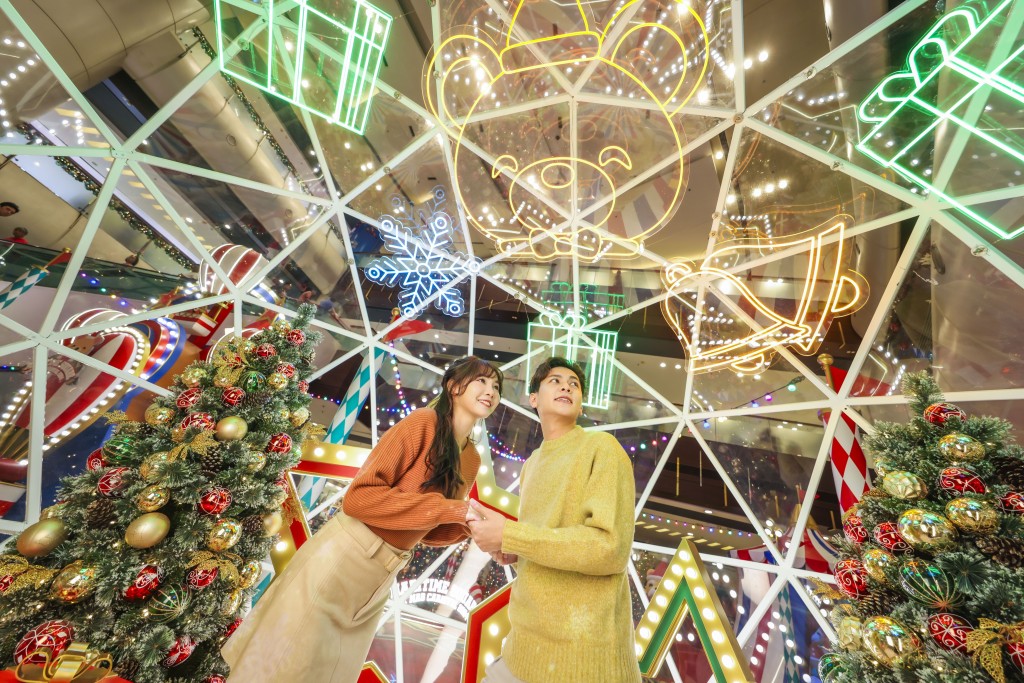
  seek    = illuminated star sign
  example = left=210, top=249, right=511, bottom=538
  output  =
left=215, top=0, right=392, bottom=135
left=365, top=186, right=481, bottom=318
left=856, top=0, right=1024, bottom=239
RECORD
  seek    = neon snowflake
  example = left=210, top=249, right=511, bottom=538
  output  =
left=365, top=186, right=480, bottom=317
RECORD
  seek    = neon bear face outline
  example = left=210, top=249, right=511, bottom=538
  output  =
left=425, top=0, right=710, bottom=262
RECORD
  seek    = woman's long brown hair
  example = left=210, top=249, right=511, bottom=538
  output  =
left=422, top=356, right=504, bottom=498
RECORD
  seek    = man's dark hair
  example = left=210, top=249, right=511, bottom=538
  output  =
left=0, top=202, right=19, bottom=213
left=12, top=227, right=27, bottom=237
left=529, top=357, right=587, bottom=396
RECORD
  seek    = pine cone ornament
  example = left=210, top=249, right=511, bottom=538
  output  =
left=855, top=587, right=903, bottom=619
left=975, top=535, right=1024, bottom=568
left=117, top=658, right=141, bottom=681
left=241, top=516, right=264, bottom=536
left=85, top=498, right=117, bottom=529
left=992, top=456, right=1024, bottom=490
left=199, top=450, right=226, bottom=474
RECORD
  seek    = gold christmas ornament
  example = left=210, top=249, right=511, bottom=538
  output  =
left=215, top=416, right=248, bottom=442
left=874, top=459, right=892, bottom=478
left=268, top=373, right=288, bottom=391
left=861, top=616, right=920, bottom=664
left=938, top=432, right=986, bottom=463
left=214, top=372, right=234, bottom=388
left=144, top=404, right=175, bottom=426
left=262, top=511, right=283, bottom=536
left=140, top=451, right=172, bottom=482
left=278, top=407, right=291, bottom=421
left=16, top=518, right=68, bottom=558
left=837, top=616, right=863, bottom=651
left=289, top=407, right=310, bottom=427
left=272, top=319, right=291, bottom=333
left=40, top=503, right=65, bottom=520
left=125, top=512, right=171, bottom=549
left=245, top=451, right=267, bottom=472
left=897, top=508, right=958, bottom=552
left=222, top=589, right=243, bottom=616
left=882, top=471, right=929, bottom=500
left=171, top=427, right=186, bottom=442
left=862, top=547, right=897, bottom=583
left=49, top=561, right=97, bottom=603
left=945, top=497, right=999, bottom=534
left=238, top=560, right=262, bottom=589
left=136, top=485, right=171, bottom=513
left=207, top=518, right=242, bottom=552
left=180, top=366, right=208, bottom=388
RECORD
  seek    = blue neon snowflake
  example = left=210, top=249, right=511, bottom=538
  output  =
left=365, top=186, right=480, bottom=317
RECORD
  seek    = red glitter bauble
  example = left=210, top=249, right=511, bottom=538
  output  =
left=873, top=521, right=913, bottom=554
left=923, top=402, right=967, bottom=426
left=206, top=677, right=227, bottom=683
left=186, top=566, right=219, bottom=590
left=198, top=486, right=232, bottom=516
left=14, top=620, right=75, bottom=665
left=97, top=467, right=132, bottom=498
left=927, top=613, right=972, bottom=653
left=286, top=329, right=306, bottom=346
left=843, top=513, right=868, bottom=544
left=266, top=433, right=293, bottom=454
left=175, top=388, right=203, bottom=410
left=938, top=466, right=986, bottom=495
left=85, top=448, right=106, bottom=472
left=833, top=558, right=870, bottom=600
left=221, top=386, right=245, bottom=407
left=224, top=618, right=243, bottom=639
left=180, top=412, right=215, bottom=431
left=1001, top=491, right=1024, bottom=514
left=0, top=574, right=14, bottom=592
left=276, top=363, right=296, bottom=378
left=160, top=635, right=196, bottom=668
left=255, top=343, right=277, bottom=359
left=298, top=380, right=309, bottom=393
left=124, top=564, right=163, bottom=601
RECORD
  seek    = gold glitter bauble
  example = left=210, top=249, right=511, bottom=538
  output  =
left=272, top=319, right=291, bottom=333
left=289, top=407, right=310, bottom=427
left=125, top=513, right=171, bottom=549
left=16, top=518, right=68, bottom=558
left=268, top=373, right=288, bottom=391
left=144, top=404, right=175, bottom=426
left=215, top=416, right=248, bottom=442
left=937, top=433, right=986, bottom=463
left=245, top=451, right=267, bottom=472
left=207, top=518, right=242, bottom=552
left=222, top=589, right=243, bottom=616
left=180, top=367, right=207, bottom=388
left=238, top=560, right=262, bottom=589
left=136, top=485, right=171, bottom=513
left=278, top=408, right=291, bottom=420
left=49, top=561, right=97, bottom=604
left=862, top=547, right=896, bottom=583
left=140, top=451, right=172, bottom=482
left=897, top=508, right=958, bottom=552
left=40, top=503, right=65, bottom=520
left=881, top=471, right=928, bottom=500
left=861, top=616, right=920, bottom=664
left=261, top=511, right=283, bottom=536
left=944, top=497, right=999, bottom=534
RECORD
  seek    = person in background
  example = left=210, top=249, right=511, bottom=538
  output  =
left=223, top=356, right=504, bottom=683
left=468, top=357, right=642, bottom=683
left=2, top=227, right=28, bottom=244
left=0, top=202, right=19, bottom=217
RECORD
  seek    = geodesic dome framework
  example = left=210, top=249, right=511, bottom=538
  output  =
left=0, top=0, right=1022, bottom=680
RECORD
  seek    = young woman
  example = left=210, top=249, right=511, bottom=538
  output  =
left=223, top=356, right=503, bottom=683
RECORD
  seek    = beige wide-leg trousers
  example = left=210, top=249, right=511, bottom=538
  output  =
left=223, top=510, right=410, bottom=683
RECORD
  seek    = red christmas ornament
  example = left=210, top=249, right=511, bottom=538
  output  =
left=286, top=329, right=306, bottom=346
left=186, top=566, right=218, bottom=590
left=1001, top=491, right=1024, bottom=514
left=843, top=513, right=868, bottom=544
left=221, top=386, right=246, bottom=407
left=276, top=363, right=296, bottom=378
left=298, top=380, right=309, bottom=393
left=0, top=574, right=14, bottom=593
left=923, top=402, right=967, bottom=426
left=180, top=412, right=215, bottom=431
left=266, top=433, right=293, bottom=454
left=1009, top=642, right=1024, bottom=675
left=198, top=486, right=232, bottom=516
left=255, top=343, right=277, bottom=359
left=124, top=565, right=163, bottom=601
left=14, top=620, right=75, bottom=665
left=160, top=635, right=196, bottom=668
left=206, top=677, right=227, bottom=683
left=224, top=618, right=243, bottom=639
left=85, top=448, right=106, bottom=472
left=175, top=388, right=203, bottom=410
left=833, top=558, right=870, bottom=599
left=927, top=613, right=972, bottom=653
left=97, top=467, right=132, bottom=498
left=938, top=466, right=986, bottom=495
left=873, top=521, right=913, bottom=554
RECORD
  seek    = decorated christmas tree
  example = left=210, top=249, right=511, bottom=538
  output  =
left=0, top=304, right=323, bottom=683
left=821, top=372, right=1024, bottom=683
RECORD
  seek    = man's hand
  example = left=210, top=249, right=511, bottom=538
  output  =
left=467, top=499, right=506, bottom=554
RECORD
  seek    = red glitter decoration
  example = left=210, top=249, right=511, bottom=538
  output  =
left=160, top=635, right=196, bottom=668
left=85, top=448, right=106, bottom=472
left=276, top=363, right=296, bottom=378
left=843, top=513, right=868, bottom=544
left=14, top=620, right=75, bottom=665
left=927, top=613, right=972, bottom=653
left=186, top=566, right=219, bottom=591
left=221, top=387, right=245, bottom=407
left=97, top=467, right=132, bottom=498
left=255, top=343, right=277, bottom=358
left=180, top=412, right=215, bottom=431
left=833, top=558, right=870, bottom=599
left=266, top=433, right=293, bottom=454
left=175, top=388, right=203, bottom=409
left=124, top=565, right=163, bottom=601
left=198, top=486, right=232, bottom=516
left=873, top=521, right=913, bottom=554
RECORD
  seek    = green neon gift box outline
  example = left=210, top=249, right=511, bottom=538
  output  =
left=526, top=312, right=618, bottom=410
left=855, top=0, right=1024, bottom=240
left=214, top=0, right=392, bottom=136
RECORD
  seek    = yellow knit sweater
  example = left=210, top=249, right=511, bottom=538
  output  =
left=500, top=426, right=642, bottom=683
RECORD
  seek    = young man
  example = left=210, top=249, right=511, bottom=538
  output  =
left=0, top=202, right=19, bottom=217
left=468, top=357, right=641, bottom=683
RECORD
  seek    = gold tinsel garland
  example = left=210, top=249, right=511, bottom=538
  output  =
left=0, top=556, right=58, bottom=596
left=187, top=551, right=242, bottom=587
left=965, top=618, right=1024, bottom=683
left=168, top=430, right=217, bottom=462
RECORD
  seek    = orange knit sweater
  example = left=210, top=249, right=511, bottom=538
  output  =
left=342, top=408, right=480, bottom=550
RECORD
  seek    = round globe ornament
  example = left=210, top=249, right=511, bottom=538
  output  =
left=945, top=497, right=999, bottom=534
left=125, top=512, right=171, bottom=549
left=186, top=566, right=218, bottom=591
left=938, top=466, right=987, bottom=495
left=222, top=589, right=243, bottom=616
left=818, top=653, right=847, bottom=682
left=221, top=386, right=245, bottom=406
left=267, top=372, right=288, bottom=391
left=101, top=433, right=138, bottom=464
left=140, top=451, right=172, bottom=482
left=862, top=547, right=896, bottom=583
left=238, top=560, right=262, bottom=589
left=175, top=387, right=203, bottom=409
left=244, top=451, right=267, bottom=472
left=85, top=448, right=106, bottom=471
left=17, top=518, right=68, bottom=558
left=148, top=585, right=192, bottom=623
left=144, top=404, right=175, bottom=426
left=834, top=558, right=870, bottom=600
left=241, top=370, right=267, bottom=395
left=1000, top=491, right=1024, bottom=514
left=160, top=635, right=196, bottom=668
left=286, top=328, right=306, bottom=346
left=924, top=402, right=967, bottom=426
left=872, top=521, right=913, bottom=555
left=837, top=616, right=863, bottom=651
left=289, top=407, right=311, bottom=428
left=842, top=510, right=868, bottom=544
left=136, top=485, right=171, bottom=513
left=180, top=366, right=208, bottom=387
left=255, top=343, right=277, bottom=358
left=208, top=518, right=242, bottom=552
left=14, top=620, right=75, bottom=665
left=899, top=559, right=962, bottom=610
left=215, top=416, right=248, bottom=441
left=266, top=433, right=292, bottom=454
left=927, top=613, right=973, bottom=653
left=49, top=561, right=97, bottom=604
left=897, top=509, right=958, bottom=552
left=276, top=362, right=296, bottom=378
left=198, top=486, right=232, bottom=516
left=97, top=467, right=132, bottom=498
left=272, top=318, right=291, bottom=334
left=862, top=616, right=920, bottom=664
left=180, top=412, right=215, bottom=432
left=882, top=471, right=929, bottom=500
left=261, top=511, right=283, bottom=536
left=125, top=564, right=163, bottom=601
left=938, top=432, right=985, bottom=463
